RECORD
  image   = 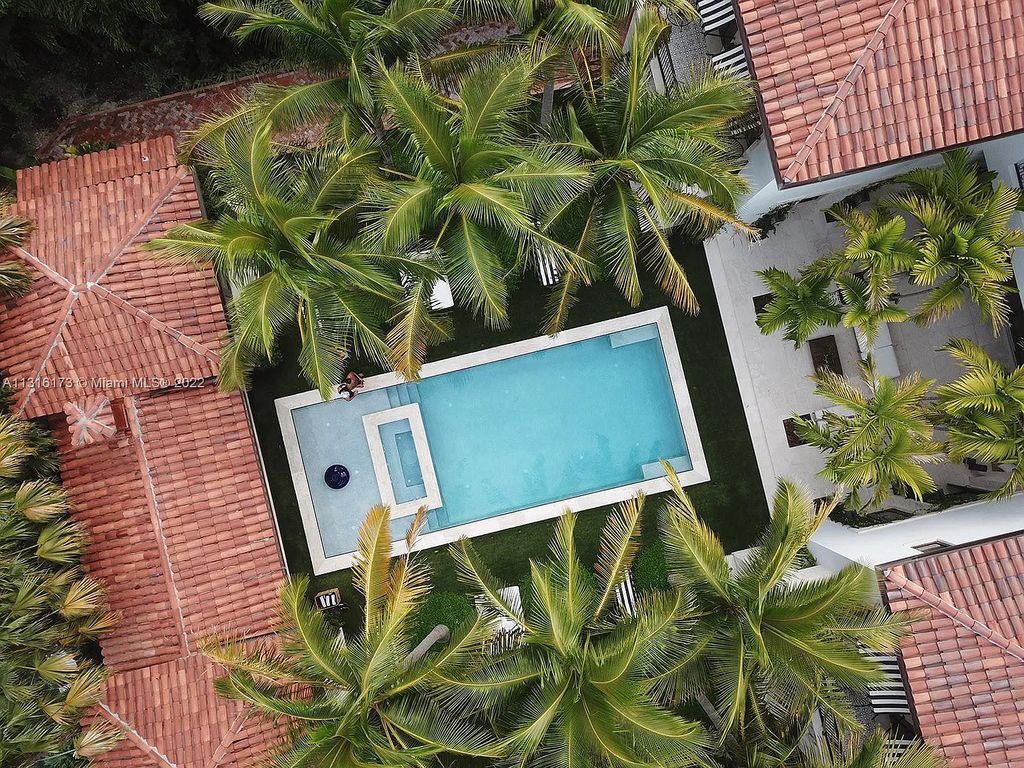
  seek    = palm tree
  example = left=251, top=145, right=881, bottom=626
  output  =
left=810, top=205, right=919, bottom=313
left=794, top=359, right=942, bottom=511
left=934, top=337, right=1024, bottom=499
left=151, top=117, right=449, bottom=394
left=658, top=468, right=911, bottom=753
left=196, top=0, right=460, bottom=138
left=0, top=415, right=120, bottom=766
left=755, top=268, right=842, bottom=347
left=202, top=505, right=501, bottom=767
left=0, top=192, right=32, bottom=297
left=367, top=53, right=589, bottom=329
left=792, top=730, right=942, bottom=768
left=482, top=0, right=694, bottom=97
left=835, top=273, right=909, bottom=348
left=887, top=148, right=1024, bottom=329
left=543, top=8, right=753, bottom=331
left=448, top=497, right=711, bottom=768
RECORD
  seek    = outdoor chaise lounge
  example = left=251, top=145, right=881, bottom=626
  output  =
left=710, top=45, right=748, bottom=78
left=696, top=0, right=735, bottom=32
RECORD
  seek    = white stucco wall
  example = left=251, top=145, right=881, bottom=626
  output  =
left=980, top=132, right=1024, bottom=298
left=809, top=495, right=1024, bottom=570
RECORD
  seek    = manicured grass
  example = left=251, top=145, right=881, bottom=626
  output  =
left=247, top=237, right=768, bottom=626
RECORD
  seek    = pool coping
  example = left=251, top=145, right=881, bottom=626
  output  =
left=276, top=307, right=710, bottom=574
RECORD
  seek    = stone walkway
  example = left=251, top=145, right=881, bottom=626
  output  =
left=36, top=69, right=317, bottom=160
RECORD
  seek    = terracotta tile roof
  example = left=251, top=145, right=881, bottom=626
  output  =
left=737, top=0, right=1024, bottom=186
left=3, top=139, right=288, bottom=766
left=51, top=386, right=286, bottom=766
left=881, top=534, right=1024, bottom=767
left=0, top=136, right=225, bottom=418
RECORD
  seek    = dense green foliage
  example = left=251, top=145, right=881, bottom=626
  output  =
left=934, top=338, right=1024, bottom=499
left=152, top=1, right=753, bottom=394
left=0, top=416, right=120, bottom=766
left=755, top=149, right=1024, bottom=345
left=795, top=359, right=942, bottom=512
left=202, top=506, right=502, bottom=767
left=207, top=491, right=933, bottom=767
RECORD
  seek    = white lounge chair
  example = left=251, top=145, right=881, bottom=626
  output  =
left=615, top=571, right=638, bottom=618
left=477, top=585, right=525, bottom=652
left=697, top=0, right=735, bottom=32
left=536, top=254, right=561, bottom=287
left=401, top=272, right=455, bottom=310
left=860, top=648, right=911, bottom=715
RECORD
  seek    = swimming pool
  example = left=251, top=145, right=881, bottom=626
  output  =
left=278, top=308, right=708, bottom=573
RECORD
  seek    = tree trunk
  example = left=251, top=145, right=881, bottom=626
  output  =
left=405, top=624, right=450, bottom=666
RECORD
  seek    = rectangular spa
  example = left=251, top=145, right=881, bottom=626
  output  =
left=277, top=308, right=709, bottom=573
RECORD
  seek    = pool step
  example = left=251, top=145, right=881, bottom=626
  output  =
left=386, top=382, right=422, bottom=408
left=642, top=455, right=692, bottom=479
left=609, top=324, right=659, bottom=348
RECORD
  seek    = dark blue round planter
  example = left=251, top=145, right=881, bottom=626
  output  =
left=324, top=464, right=350, bottom=489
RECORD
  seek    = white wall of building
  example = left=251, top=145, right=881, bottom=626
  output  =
left=980, top=132, right=1024, bottom=298
left=809, top=496, right=1024, bottom=570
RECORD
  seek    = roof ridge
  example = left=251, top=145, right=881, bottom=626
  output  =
left=15, top=291, right=79, bottom=416
left=10, top=246, right=74, bottom=291
left=91, top=283, right=220, bottom=363
left=780, top=0, right=910, bottom=184
left=208, top=708, right=252, bottom=768
left=96, top=703, right=177, bottom=768
left=126, top=395, right=192, bottom=656
left=885, top=568, right=1024, bottom=662
left=89, top=166, right=187, bottom=286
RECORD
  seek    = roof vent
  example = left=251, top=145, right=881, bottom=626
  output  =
left=63, top=396, right=117, bottom=447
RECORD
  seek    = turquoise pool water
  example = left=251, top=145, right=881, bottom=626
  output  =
left=290, top=322, right=690, bottom=558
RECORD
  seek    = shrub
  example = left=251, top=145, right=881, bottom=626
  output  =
left=632, top=541, right=669, bottom=591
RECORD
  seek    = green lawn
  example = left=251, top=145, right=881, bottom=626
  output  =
left=247, top=236, right=768, bottom=623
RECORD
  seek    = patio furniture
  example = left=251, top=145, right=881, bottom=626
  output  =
left=697, top=0, right=735, bottom=32
left=752, top=292, right=774, bottom=317
left=615, top=571, right=638, bottom=617
left=401, top=272, right=455, bottom=310
left=313, top=588, right=342, bottom=611
left=808, top=334, right=843, bottom=376
left=536, top=254, right=561, bottom=287
left=711, top=45, right=749, bottom=78
left=860, top=649, right=911, bottom=715
left=783, top=415, right=810, bottom=447
left=478, top=585, right=525, bottom=652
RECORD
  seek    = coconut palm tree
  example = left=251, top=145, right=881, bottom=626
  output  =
left=794, top=359, right=942, bottom=511
left=151, top=117, right=451, bottom=394
left=791, top=730, right=942, bottom=768
left=367, top=53, right=590, bottom=329
left=0, top=414, right=121, bottom=766
left=755, top=268, right=842, bottom=347
left=448, top=496, right=711, bottom=768
left=934, top=337, right=1024, bottom=499
left=196, top=0, right=460, bottom=138
left=887, top=148, right=1024, bottom=329
left=658, top=468, right=911, bottom=753
left=0, top=193, right=32, bottom=297
left=482, top=0, right=694, bottom=98
left=543, top=8, right=752, bottom=331
left=202, top=505, right=502, bottom=768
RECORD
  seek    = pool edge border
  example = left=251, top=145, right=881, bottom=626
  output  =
left=276, top=307, right=710, bottom=574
